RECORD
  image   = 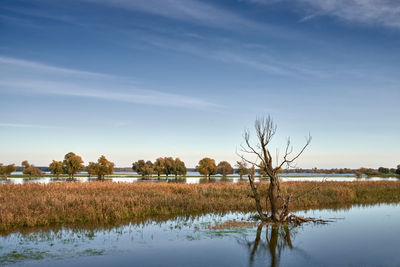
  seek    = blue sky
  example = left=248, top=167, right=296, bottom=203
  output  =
left=0, top=0, right=399, bottom=168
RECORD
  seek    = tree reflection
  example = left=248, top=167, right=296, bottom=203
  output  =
left=239, top=223, right=299, bottom=267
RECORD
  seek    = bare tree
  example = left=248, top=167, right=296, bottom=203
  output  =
left=238, top=115, right=312, bottom=223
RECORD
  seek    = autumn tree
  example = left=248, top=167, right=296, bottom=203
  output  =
left=89, top=155, right=114, bottom=180
left=49, top=160, right=63, bottom=178
left=87, top=162, right=96, bottom=178
left=258, top=161, right=267, bottom=177
left=239, top=116, right=312, bottom=223
left=21, top=161, right=43, bottom=176
left=62, top=152, right=84, bottom=179
left=132, top=160, right=154, bottom=177
left=217, top=161, right=233, bottom=177
left=142, top=160, right=154, bottom=177
left=153, top=157, right=165, bottom=178
left=172, top=158, right=187, bottom=177
left=196, top=157, right=217, bottom=178
left=235, top=160, right=249, bottom=179
left=21, top=160, right=29, bottom=169
left=0, top=164, right=16, bottom=178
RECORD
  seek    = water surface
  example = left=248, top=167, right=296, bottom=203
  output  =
left=1, top=203, right=399, bottom=266
left=1, top=174, right=398, bottom=184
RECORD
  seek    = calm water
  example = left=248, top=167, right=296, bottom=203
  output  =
left=6, top=171, right=399, bottom=185
left=1, top=203, right=399, bottom=266
left=1, top=175, right=398, bottom=184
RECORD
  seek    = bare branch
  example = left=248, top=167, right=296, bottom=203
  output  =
left=276, top=133, right=312, bottom=171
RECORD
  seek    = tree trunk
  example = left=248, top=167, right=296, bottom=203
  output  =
left=248, top=173, right=268, bottom=221
left=268, top=177, right=280, bottom=222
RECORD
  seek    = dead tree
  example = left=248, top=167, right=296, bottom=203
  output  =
left=239, top=116, right=312, bottom=223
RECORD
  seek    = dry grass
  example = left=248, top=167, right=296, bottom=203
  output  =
left=0, top=181, right=399, bottom=231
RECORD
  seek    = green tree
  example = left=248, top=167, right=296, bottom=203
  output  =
left=235, top=160, right=249, bottom=179
left=378, top=167, right=390, bottom=174
left=172, top=158, right=187, bottom=177
left=49, top=160, right=63, bottom=178
left=396, top=165, right=400, bottom=175
left=153, top=157, right=165, bottom=178
left=63, top=152, right=84, bottom=179
left=132, top=160, right=145, bottom=174
left=163, top=157, right=174, bottom=177
left=132, top=160, right=153, bottom=177
left=90, top=155, right=114, bottom=180
left=21, top=161, right=43, bottom=177
left=0, top=164, right=16, bottom=178
left=196, top=157, right=217, bottom=178
left=217, top=161, right=233, bottom=177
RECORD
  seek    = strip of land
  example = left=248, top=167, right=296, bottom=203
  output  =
left=1, top=181, right=399, bottom=231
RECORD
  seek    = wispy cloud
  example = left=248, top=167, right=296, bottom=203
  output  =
left=0, top=56, right=113, bottom=78
left=136, top=33, right=327, bottom=78
left=248, top=0, right=400, bottom=29
left=0, top=56, right=219, bottom=110
left=0, top=79, right=219, bottom=109
left=299, top=0, right=400, bottom=28
left=0, top=123, right=58, bottom=129
left=83, top=0, right=263, bottom=31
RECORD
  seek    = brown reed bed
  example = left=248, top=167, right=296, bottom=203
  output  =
left=0, top=181, right=399, bottom=231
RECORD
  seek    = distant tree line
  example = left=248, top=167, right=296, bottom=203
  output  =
left=282, top=168, right=354, bottom=174
left=0, top=152, right=115, bottom=180
left=132, top=157, right=187, bottom=178
left=355, top=165, right=400, bottom=177
left=1, top=155, right=400, bottom=179
left=48, top=152, right=114, bottom=180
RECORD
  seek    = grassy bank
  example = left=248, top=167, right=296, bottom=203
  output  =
left=1, top=181, right=399, bottom=231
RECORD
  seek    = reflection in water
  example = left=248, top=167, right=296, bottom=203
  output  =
left=239, top=223, right=298, bottom=267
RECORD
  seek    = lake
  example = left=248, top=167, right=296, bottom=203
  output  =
left=2, top=172, right=399, bottom=185
left=1, top=175, right=398, bottom=184
left=1, top=203, right=399, bottom=266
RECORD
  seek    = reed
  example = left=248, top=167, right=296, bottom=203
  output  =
left=0, top=181, right=399, bottom=231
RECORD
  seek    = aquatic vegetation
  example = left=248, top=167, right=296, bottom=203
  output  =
left=0, top=248, right=53, bottom=264
left=0, top=181, right=399, bottom=231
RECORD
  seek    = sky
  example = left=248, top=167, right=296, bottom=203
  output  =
left=0, top=0, right=399, bottom=168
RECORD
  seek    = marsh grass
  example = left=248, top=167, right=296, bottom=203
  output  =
left=0, top=181, right=399, bottom=231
